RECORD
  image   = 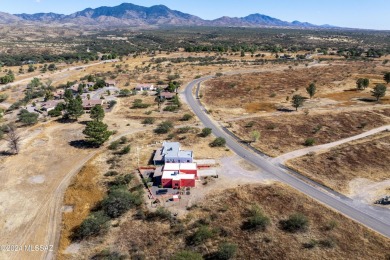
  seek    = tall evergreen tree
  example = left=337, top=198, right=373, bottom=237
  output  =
left=83, top=121, right=112, bottom=146
left=306, top=83, right=316, bottom=99
left=90, top=105, right=105, bottom=122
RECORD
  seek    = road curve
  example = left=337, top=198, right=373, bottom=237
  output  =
left=183, top=75, right=390, bottom=239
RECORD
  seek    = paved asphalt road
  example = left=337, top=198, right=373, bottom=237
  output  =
left=183, top=76, right=390, bottom=239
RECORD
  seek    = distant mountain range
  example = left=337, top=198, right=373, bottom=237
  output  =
left=0, top=3, right=337, bottom=29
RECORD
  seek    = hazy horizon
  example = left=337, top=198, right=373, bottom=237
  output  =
left=0, top=0, right=389, bottom=30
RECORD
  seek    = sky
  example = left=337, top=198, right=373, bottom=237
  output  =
left=0, top=0, right=389, bottom=30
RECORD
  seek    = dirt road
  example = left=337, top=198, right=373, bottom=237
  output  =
left=272, top=125, right=390, bottom=164
left=0, top=117, right=150, bottom=260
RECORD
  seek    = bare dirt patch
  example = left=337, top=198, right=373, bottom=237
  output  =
left=287, top=131, right=390, bottom=194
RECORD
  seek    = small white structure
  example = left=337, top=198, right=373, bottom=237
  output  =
left=135, top=84, right=155, bottom=91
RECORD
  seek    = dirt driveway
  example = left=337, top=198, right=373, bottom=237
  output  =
left=0, top=121, right=96, bottom=260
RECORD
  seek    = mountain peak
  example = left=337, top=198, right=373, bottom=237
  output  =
left=10, top=3, right=337, bottom=29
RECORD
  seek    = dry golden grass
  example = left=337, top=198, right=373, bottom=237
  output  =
left=230, top=110, right=390, bottom=157
left=202, top=61, right=389, bottom=119
left=287, top=131, right=390, bottom=193
left=71, top=183, right=390, bottom=259
left=58, top=162, right=106, bottom=259
left=244, top=102, right=276, bottom=113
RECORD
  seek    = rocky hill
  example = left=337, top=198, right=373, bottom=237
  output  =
left=8, top=3, right=335, bottom=29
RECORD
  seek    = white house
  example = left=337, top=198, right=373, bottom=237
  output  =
left=135, top=84, right=155, bottom=91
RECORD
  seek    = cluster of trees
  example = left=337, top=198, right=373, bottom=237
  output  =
left=152, top=56, right=229, bottom=64
left=356, top=78, right=370, bottom=90
left=0, top=52, right=99, bottom=66
left=7, top=78, right=54, bottom=111
left=0, top=70, right=15, bottom=84
left=74, top=173, right=143, bottom=240
left=18, top=109, right=39, bottom=125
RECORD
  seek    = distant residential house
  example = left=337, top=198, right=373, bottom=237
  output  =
left=53, top=89, right=65, bottom=100
left=135, top=84, right=155, bottom=91
left=69, top=84, right=80, bottom=94
left=82, top=99, right=105, bottom=110
left=105, top=80, right=116, bottom=87
left=41, top=100, right=64, bottom=112
left=153, top=141, right=193, bottom=165
left=159, top=92, right=176, bottom=100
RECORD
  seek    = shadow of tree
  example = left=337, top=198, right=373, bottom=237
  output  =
left=358, top=98, right=376, bottom=103
left=69, top=140, right=97, bottom=149
left=277, top=108, right=295, bottom=112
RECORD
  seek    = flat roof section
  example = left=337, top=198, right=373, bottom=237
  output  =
left=163, top=163, right=197, bottom=171
left=153, top=147, right=164, bottom=162
left=154, top=166, right=163, bottom=178
left=198, top=169, right=218, bottom=177
left=178, top=150, right=193, bottom=158
left=162, top=142, right=181, bottom=158
left=162, top=171, right=195, bottom=180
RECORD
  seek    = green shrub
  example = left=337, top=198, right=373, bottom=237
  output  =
left=172, top=250, right=203, bottom=260
left=132, top=99, right=150, bottom=109
left=48, top=109, right=62, bottom=117
left=210, top=137, right=226, bottom=147
left=245, top=121, right=255, bottom=128
left=319, top=238, right=336, bottom=248
left=201, top=127, right=212, bottom=137
left=142, top=117, right=155, bottom=124
left=163, top=105, right=179, bottom=112
left=177, top=126, right=192, bottom=134
left=303, top=239, right=318, bottom=249
left=108, top=100, right=117, bottom=108
left=102, top=189, right=141, bottom=218
left=18, top=109, right=39, bottom=125
left=304, top=138, right=316, bottom=146
left=323, top=220, right=338, bottom=231
left=280, top=213, right=309, bottom=233
left=216, top=242, right=238, bottom=260
left=188, top=225, right=214, bottom=245
left=119, top=89, right=131, bottom=97
left=109, top=174, right=133, bottom=187
left=154, top=121, right=173, bottom=134
left=74, top=211, right=109, bottom=240
left=242, top=204, right=270, bottom=231
left=119, top=136, right=128, bottom=144
left=104, top=171, right=119, bottom=177
left=0, top=94, right=8, bottom=103
left=118, top=145, right=131, bottom=155
left=108, top=141, right=120, bottom=150
left=147, top=207, right=172, bottom=221
left=181, top=113, right=193, bottom=121
left=92, top=249, right=124, bottom=260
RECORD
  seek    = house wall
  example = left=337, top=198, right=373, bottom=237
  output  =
left=165, top=156, right=193, bottom=163
left=180, top=179, right=195, bottom=188
left=180, top=169, right=197, bottom=177
left=162, top=178, right=172, bottom=188
left=172, top=179, right=180, bottom=189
